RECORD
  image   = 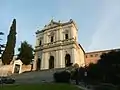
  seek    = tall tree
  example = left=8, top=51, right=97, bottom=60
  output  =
left=0, top=32, right=4, bottom=55
left=0, top=32, right=4, bottom=35
left=17, top=41, right=34, bottom=65
left=1, top=19, right=16, bottom=65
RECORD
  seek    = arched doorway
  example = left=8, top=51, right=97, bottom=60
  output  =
left=14, top=64, right=20, bottom=73
left=37, top=58, right=41, bottom=70
left=65, top=54, right=71, bottom=67
left=49, top=56, right=54, bottom=69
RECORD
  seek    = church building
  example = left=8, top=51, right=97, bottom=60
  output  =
left=33, top=19, right=85, bottom=70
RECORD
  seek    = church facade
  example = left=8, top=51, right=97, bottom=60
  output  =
left=33, top=19, right=85, bottom=70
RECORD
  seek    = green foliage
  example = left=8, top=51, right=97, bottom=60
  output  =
left=18, top=41, right=34, bottom=65
left=53, top=71, right=71, bottom=83
left=0, top=31, right=5, bottom=59
left=0, top=32, right=5, bottom=54
left=0, top=32, right=4, bottom=35
left=1, top=19, right=16, bottom=65
left=0, top=32, right=4, bottom=41
left=86, top=50, right=120, bottom=84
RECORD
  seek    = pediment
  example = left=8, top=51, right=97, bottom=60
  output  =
left=43, top=20, right=60, bottom=30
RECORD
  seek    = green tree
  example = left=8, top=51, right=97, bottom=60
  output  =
left=97, top=50, right=120, bottom=84
left=0, top=32, right=4, bottom=41
left=87, top=50, right=120, bottom=84
left=0, top=32, right=4, bottom=54
left=17, top=41, right=34, bottom=65
left=1, top=19, right=16, bottom=65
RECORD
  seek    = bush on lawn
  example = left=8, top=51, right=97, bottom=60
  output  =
left=53, top=71, right=71, bottom=83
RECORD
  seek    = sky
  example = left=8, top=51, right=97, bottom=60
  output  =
left=0, top=0, right=120, bottom=54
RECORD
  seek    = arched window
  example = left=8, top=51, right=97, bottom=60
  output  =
left=65, top=54, right=71, bottom=67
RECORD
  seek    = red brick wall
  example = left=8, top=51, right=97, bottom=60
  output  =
left=85, top=50, right=113, bottom=66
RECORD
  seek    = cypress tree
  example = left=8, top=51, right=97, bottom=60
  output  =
left=1, top=19, right=16, bottom=65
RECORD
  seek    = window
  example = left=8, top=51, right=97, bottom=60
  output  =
left=95, top=54, right=98, bottom=57
left=90, top=55, right=93, bottom=57
left=39, top=40, right=41, bottom=45
left=51, top=36, right=54, bottom=42
left=65, top=34, right=68, bottom=39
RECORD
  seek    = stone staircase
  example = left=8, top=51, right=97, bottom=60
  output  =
left=10, top=68, right=67, bottom=84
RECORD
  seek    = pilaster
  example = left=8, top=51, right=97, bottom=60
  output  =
left=71, top=48, right=76, bottom=65
left=44, top=52, right=49, bottom=69
left=33, top=52, right=38, bottom=70
left=61, top=50, right=65, bottom=68
left=41, top=53, right=45, bottom=70
left=55, top=51, right=59, bottom=68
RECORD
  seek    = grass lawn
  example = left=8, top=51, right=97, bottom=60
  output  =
left=0, top=83, right=81, bottom=90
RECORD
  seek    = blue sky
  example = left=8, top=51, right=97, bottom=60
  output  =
left=0, top=0, right=120, bottom=54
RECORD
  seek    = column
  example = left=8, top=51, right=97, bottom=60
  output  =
left=33, top=52, right=38, bottom=71
left=70, top=27, right=72, bottom=39
left=19, top=64, right=22, bottom=74
left=12, top=63, right=15, bottom=73
left=58, top=29, right=60, bottom=41
left=55, top=51, right=59, bottom=68
left=56, top=30, right=58, bottom=42
left=71, top=48, right=76, bottom=65
left=46, top=33, right=48, bottom=43
left=71, top=27, right=74, bottom=39
left=44, top=33, right=47, bottom=44
left=45, top=33, right=48, bottom=44
left=44, top=52, right=49, bottom=69
left=59, top=27, right=63, bottom=41
left=41, top=53, right=45, bottom=70
left=43, top=33, right=46, bottom=44
left=60, top=50, right=65, bottom=68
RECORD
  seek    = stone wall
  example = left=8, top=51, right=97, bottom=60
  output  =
left=85, top=49, right=119, bottom=66
left=0, top=65, right=13, bottom=76
left=21, top=65, right=31, bottom=72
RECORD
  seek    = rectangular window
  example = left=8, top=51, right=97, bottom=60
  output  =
left=65, top=34, right=68, bottom=39
left=39, top=40, right=41, bottom=45
left=95, top=54, right=98, bottom=57
left=51, top=36, right=53, bottom=42
left=90, top=55, right=93, bottom=57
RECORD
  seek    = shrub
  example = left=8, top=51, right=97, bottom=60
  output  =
left=53, top=71, right=71, bottom=83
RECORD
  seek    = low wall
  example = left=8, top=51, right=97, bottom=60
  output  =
left=0, top=64, right=32, bottom=76
left=0, top=65, right=13, bottom=76
left=21, top=65, right=32, bottom=73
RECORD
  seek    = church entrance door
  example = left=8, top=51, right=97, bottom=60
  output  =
left=37, top=58, right=41, bottom=70
left=65, top=54, right=71, bottom=67
left=49, top=56, right=54, bottom=69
